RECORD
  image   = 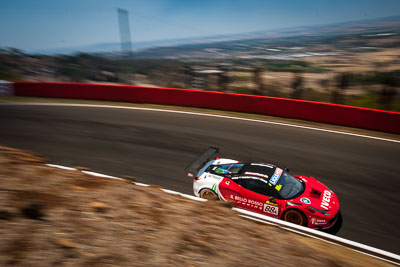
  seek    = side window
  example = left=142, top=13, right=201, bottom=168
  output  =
left=210, top=164, right=244, bottom=177
left=212, top=165, right=231, bottom=175
left=242, top=178, right=275, bottom=197
left=231, top=178, right=245, bottom=187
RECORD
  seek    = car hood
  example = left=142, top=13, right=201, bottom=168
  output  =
left=293, top=176, right=340, bottom=216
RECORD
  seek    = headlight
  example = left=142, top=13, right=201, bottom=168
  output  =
left=308, top=206, right=330, bottom=216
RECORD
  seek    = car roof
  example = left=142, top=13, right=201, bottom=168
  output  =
left=241, top=163, right=277, bottom=180
left=214, top=162, right=277, bottom=180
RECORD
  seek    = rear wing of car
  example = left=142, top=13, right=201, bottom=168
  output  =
left=184, top=147, right=219, bottom=178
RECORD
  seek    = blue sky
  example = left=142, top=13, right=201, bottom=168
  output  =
left=1, top=0, right=400, bottom=52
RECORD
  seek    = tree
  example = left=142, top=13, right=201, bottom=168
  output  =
left=217, top=66, right=230, bottom=91
left=331, top=72, right=351, bottom=104
left=290, top=70, right=304, bottom=99
left=379, top=72, right=397, bottom=110
left=253, top=67, right=264, bottom=94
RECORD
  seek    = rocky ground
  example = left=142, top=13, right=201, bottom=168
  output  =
left=0, top=145, right=393, bottom=266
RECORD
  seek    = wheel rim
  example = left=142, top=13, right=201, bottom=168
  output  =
left=200, top=189, right=218, bottom=200
left=284, top=210, right=304, bottom=225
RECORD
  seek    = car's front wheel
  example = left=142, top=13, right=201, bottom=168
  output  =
left=199, top=188, right=218, bottom=200
left=282, top=209, right=307, bottom=226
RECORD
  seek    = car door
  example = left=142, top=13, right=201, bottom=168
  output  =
left=236, top=177, right=281, bottom=218
left=217, top=177, right=245, bottom=202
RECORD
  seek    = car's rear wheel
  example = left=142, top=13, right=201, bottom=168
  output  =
left=199, top=188, right=218, bottom=200
left=282, top=209, right=307, bottom=226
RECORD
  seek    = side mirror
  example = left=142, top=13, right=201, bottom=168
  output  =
left=284, top=167, right=290, bottom=173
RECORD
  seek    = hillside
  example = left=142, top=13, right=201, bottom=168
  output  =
left=0, top=145, right=392, bottom=266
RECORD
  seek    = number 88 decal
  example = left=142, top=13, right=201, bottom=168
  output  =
left=263, top=204, right=279, bottom=215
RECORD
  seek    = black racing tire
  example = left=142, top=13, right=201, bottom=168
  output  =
left=199, top=188, right=218, bottom=200
left=321, top=211, right=343, bottom=235
left=282, top=209, right=307, bottom=226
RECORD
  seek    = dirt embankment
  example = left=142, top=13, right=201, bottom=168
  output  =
left=0, top=146, right=393, bottom=266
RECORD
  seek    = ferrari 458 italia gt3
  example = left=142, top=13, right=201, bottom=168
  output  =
left=185, top=147, right=342, bottom=234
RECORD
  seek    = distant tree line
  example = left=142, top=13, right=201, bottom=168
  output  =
left=0, top=49, right=398, bottom=111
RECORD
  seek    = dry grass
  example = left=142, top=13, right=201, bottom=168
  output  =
left=0, top=145, right=395, bottom=266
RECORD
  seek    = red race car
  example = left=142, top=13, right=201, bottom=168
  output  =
left=185, top=147, right=342, bottom=234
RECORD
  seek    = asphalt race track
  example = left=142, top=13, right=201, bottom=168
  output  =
left=0, top=103, right=399, bottom=254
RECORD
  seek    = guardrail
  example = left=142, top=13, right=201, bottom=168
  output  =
left=11, top=81, right=400, bottom=134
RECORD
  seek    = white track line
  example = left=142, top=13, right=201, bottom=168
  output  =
left=162, top=188, right=207, bottom=202
left=180, top=194, right=207, bottom=201
left=238, top=214, right=277, bottom=226
left=233, top=208, right=400, bottom=265
left=81, top=170, right=122, bottom=180
left=133, top=182, right=151, bottom=187
left=46, top=164, right=77, bottom=171
left=44, top=162, right=400, bottom=264
left=239, top=214, right=399, bottom=266
left=2, top=102, right=399, bottom=143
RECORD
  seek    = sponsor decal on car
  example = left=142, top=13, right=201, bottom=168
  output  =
left=211, top=184, right=217, bottom=191
left=263, top=203, right=279, bottom=215
left=229, top=195, right=263, bottom=210
left=265, top=200, right=278, bottom=206
left=321, top=190, right=332, bottom=210
left=207, top=174, right=223, bottom=180
left=250, top=163, right=274, bottom=168
left=244, top=172, right=269, bottom=179
left=269, top=168, right=283, bottom=185
left=311, top=218, right=328, bottom=225
left=300, top=197, right=311, bottom=204
left=247, top=199, right=264, bottom=207
left=225, top=180, right=230, bottom=185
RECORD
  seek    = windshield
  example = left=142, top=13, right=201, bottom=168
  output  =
left=273, top=171, right=304, bottom=199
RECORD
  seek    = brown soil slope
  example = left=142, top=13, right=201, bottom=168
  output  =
left=0, top=146, right=393, bottom=266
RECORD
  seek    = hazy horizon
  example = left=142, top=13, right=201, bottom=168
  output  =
left=1, top=0, right=400, bottom=53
